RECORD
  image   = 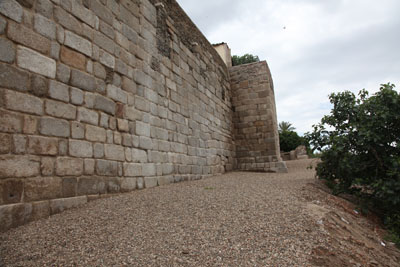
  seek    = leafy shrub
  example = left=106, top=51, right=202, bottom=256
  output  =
left=232, top=54, right=260, bottom=66
left=279, top=131, right=304, bottom=152
left=305, top=83, right=400, bottom=245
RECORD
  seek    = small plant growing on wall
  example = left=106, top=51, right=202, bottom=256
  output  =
left=231, top=54, right=260, bottom=66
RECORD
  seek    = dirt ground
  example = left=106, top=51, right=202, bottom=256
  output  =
left=0, top=159, right=399, bottom=266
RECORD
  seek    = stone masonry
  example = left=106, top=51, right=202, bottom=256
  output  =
left=0, top=0, right=286, bottom=232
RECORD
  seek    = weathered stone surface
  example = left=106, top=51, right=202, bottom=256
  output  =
left=54, top=6, right=82, bottom=34
left=85, top=125, right=106, bottom=142
left=104, top=144, right=125, bottom=161
left=94, top=31, right=114, bottom=54
left=93, top=143, right=104, bottom=158
left=49, top=80, right=70, bottom=102
left=36, top=0, right=53, bottom=18
left=12, top=134, right=26, bottom=154
left=7, top=22, right=51, bottom=54
left=34, top=13, right=56, bottom=40
left=0, top=110, right=23, bottom=133
left=30, top=74, right=49, bottom=97
left=0, top=0, right=23, bottom=22
left=0, top=155, right=40, bottom=178
left=0, top=133, right=11, bottom=154
left=69, top=140, right=93, bottom=158
left=41, top=157, right=55, bottom=176
left=39, top=117, right=70, bottom=137
left=71, top=122, right=84, bottom=139
left=45, top=100, right=76, bottom=119
left=16, top=0, right=34, bottom=8
left=136, top=121, right=150, bottom=137
left=0, top=37, right=15, bottom=63
left=71, top=1, right=95, bottom=27
left=31, top=200, right=50, bottom=221
left=0, top=179, right=23, bottom=205
left=56, top=63, right=71, bottom=84
left=70, top=69, right=95, bottom=91
left=28, top=136, right=58, bottom=155
left=0, top=203, right=32, bottom=232
left=94, top=94, right=116, bottom=115
left=62, top=177, right=77, bottom=198
left=0, top=63, right=30, bottom=92
left=120, top=177, right=136, bottom=192
left=99, top=49, right=115, bottom=68
left=0, top=16, right=6, bottom=34
left=142, top=163, right=156, bottom=176
left=84, top=159, right=95, bottom=174
left=56, top=157, right=84, bottom=176
left=64, top=30, right=92, bottom=57
left=77, top=107, right=98, bottom=125
left=90, top=0, right=113, bottom=25
left=123, top=163, right=141, bottom=177
left=60, top=46, right=86, bottom=70
left=24, top=177, right=62, bottom=202
left=144, top=177, right=158, bottom=188
left=96, top=159, right=118, bottom=176
left=139, top=136, right=152, bottom=150
left=17, top=46, right=56, bottom=78
left=4, top=89, right=43, bottom=115
left=50, top=196, right=87, bottom=214
left=106, top=84, right=127, bottom=103
left=70, top=87, right=84, bottom=105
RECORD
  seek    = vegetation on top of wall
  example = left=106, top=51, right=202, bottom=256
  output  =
left=305, top=83, right=400, bottom=247
left=231, top=54, right=260, bottom=66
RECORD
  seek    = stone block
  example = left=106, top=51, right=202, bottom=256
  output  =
left=106, top=84, right=128, bottom=103
left=0, top=133, right=11, bottom=154
left=41, top=157, right=55, bottom=176
left=31, top=200, right=50, bottom=221
left=93, top=62, right=106, bottom=79
left=51, top=42, right=60, bottom=60
left=70, top=122, right=84, bottom=139
left=71, top=1, right=95, bottom=27
left=0, top=16, right=5, bottom=34
left=0, top=203, right=32, bottom=232
left=70, top=69, right=95, bottom=92
left=23, top=115, right=37, bottom=135
left=142, top=163, right=156, bottom=176
left=62, top=177, right=77, bottom=198
left=117, top=119, right=129, bottom=132
left=36, top=0, right=53, bottom=18
left=30, top=74, right=49, bottom=97
left=94, top=31, right=114, bottom=54
left=94, top=94, right=116, bottom=115
left=60, top=46, right=86, bottom=70
left=64, top=30, right=92, bottom=57
left=56, top=63, right=71, bottom=84
left=24, top=177, right=62, bottom=202
left=77, top=177, right=106, bottom=195
left=34, top=13, right=56, bottom=40
left=0, top=63, right=30, bottom=92
left=50, top=196, right=87, bottom=215
left=123, top=163, right=141, bottom=177
left=121, top=24, right=137, bottom=43
left=96, top=159, right=118, bottom=176
left=84, top=159, right=95, bottom=175
left=70, top=87, right=84, bottom=105
left=120, top=177, right=136, bottom=192
left=0, top=37, right=15, bottom=63
left=85, top=125, right=106, bottom=142
left=144, top=177, right=158, bottom=188
left=90, top=0, right=113, bottom=25
left=7, top=22, right=51, bottom=54
left=106, top=177, right=121, bottom=193
left=77, top=107, right=99, bottom=125
left=158, top=176, right=174, bottom=186
left=56, top=157, right=84, bottom=176
left=0, top=155, right=40, bottom=178
left=104, top=144, right=125, bottom=161
left=99, top=112, right=109, bottom=128
left=54, top=6, right=82, bottom=34
left=27, top=136, right=58, bottom=155
left=136, top=121, right=150, bottom=137
left=134, top=96, right=150, bottom=112
left=4, top=89, right=43, bottom=115
left=39, top=117, right=70, bottom=137
left=45, top=100, right=76, bottom=120
left=17, top=46, right=56, bottom=78
left=58, top=139, right=68, bottom=156
left=49, top=80, right=69, bottom=102
left=0, top=179, right=23, bottom=205
left=0, top=0, right=23, bottom=22
left=122, top=76, right=136, bottom=94
left=69, top=140, right=93, bottom=158
left=162, top=164, right=174, bottom=175
left=93, top=143, right=104, bottom=158
left=99, top=49, right=115, bottom=68
left=139, top=136, right=152, bottom=150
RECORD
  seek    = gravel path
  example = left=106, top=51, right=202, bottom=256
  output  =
left=0, top=159, right=327, bottom=266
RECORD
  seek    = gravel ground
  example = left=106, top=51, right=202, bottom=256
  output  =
left=1, top=159, right=328, bottom=266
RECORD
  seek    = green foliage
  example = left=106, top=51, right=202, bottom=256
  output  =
left=232, top=54, right=260, bottom=66
left=279, top=121, right=295, bottom=133
left=305, top=83, right=400, bottom=245
left=279, top=131, right=304, bottom=152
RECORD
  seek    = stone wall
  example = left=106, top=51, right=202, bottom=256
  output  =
left=0, top=0, right=236, bottom=231
left=230, top=61, right=287, bottom=172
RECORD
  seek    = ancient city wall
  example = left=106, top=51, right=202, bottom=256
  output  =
left=0, top=0, right=236, bottom=231
left=230, top=61, right=286, bottom=172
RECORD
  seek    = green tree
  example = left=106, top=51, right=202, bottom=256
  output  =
left=279, top=130, right=304, bottom=152
left=305, top=83, right=400, bottom=246
left=279, top=121, right=295, bottom=133
left=232, top=54, right=260, bottom=66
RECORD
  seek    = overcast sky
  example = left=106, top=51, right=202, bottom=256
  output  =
left=176, top=0, right=400, bottom=134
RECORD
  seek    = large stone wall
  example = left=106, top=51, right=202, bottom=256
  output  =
left=230, top=61, right=286, bottom=172
left=0, top=0, right=236, bottom=231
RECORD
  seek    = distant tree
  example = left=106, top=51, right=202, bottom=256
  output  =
left=279, top=130, right=305, bottom=152
left=231, top=54, right=260, bottom=66
left=278, top=121, right=295, bottom=133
